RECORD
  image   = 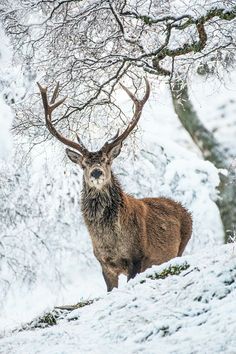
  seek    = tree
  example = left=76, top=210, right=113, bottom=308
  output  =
left=170, top=80, right=235, bottom=242
left=1, top=0, right=236, bottom=240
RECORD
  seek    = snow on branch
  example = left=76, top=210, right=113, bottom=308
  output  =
left=1, top=0, right=235, bottom=140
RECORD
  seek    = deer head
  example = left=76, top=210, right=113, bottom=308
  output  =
left=37, top=79, right=150, bottom=189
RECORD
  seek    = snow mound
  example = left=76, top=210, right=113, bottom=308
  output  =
left=0, top=244, right=235, bottom=354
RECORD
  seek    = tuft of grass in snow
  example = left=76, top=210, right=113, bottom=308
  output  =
left=13, top=299, right=96, bottom=333
left=55, top=299, right=95, bottom=311
left=140, top=262, right=190, bottom=283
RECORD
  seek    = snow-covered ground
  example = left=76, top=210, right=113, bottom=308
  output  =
left=1, top=244, right=235, bottom=354
left=0, top=16, right=236, bottom=353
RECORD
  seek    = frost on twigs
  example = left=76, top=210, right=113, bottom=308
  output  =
left=1, top=0, right=236, bottom=141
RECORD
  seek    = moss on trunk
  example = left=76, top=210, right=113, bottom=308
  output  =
left=170, top=80, right=236, bottom=243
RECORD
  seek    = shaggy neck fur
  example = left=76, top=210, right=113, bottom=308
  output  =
left=81, top=172, right=123, bottom=226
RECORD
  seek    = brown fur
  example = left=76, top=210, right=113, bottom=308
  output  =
left=80, top=171, right=192, bottom=291
left=38, top=80, right=192, bottom=291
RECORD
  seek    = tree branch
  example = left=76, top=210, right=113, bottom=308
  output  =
left=170, top=79, right=227, bottom=168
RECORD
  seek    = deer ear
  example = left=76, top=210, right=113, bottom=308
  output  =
left=66, top=148, right=83, bottom=166
left=108, top=142, right=122, bottom=160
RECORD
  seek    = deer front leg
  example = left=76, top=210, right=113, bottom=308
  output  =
left=127, top=258, right=142, bottom=281
left=102, top=265, right=118, bottom=292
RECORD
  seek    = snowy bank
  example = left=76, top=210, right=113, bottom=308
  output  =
left=0, top=244, right=235, bottom=354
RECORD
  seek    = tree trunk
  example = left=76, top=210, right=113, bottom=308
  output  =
left=170, top=80, right=236, bottom=243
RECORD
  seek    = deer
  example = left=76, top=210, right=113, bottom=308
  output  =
left=37, top=79, right=192, bottom=292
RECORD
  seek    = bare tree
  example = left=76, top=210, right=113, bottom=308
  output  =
left=1, top=1, right=235, bottom=131
left=1, top=0, right=236, bottom=240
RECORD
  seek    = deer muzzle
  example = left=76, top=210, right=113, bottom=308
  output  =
left=90, top=168, right=103, bottom=179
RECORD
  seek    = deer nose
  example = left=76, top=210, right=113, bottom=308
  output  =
left=91, top=169, right=103, bottom=179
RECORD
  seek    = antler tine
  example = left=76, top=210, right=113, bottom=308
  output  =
left=37, top=82, right=88, bottom=155
left=108, top=129, right=120, bottom=143
left=102, top=78, right=150, bottom=152
left=50, top=82, right=60, bottom=104
left=76, top=133, right=87, bottom=150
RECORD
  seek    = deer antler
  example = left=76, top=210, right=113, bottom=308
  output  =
left=37, top=82, right=88, bottom=155
left=102, top=78, right=150, bottom=152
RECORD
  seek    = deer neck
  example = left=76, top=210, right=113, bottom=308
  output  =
left=81, top=172, right=123, bottom=225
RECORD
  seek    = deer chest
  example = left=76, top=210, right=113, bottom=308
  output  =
left=88, top=221, right=138, bottom=262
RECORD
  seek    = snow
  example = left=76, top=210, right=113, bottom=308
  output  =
left=0, top=95, right=12, bottom=158
left=0, top=64, right=233, bottom=351
left=0, top=3, right=236, bottom=352
left=0, top=68, right=233, bottom=350
left=1, top=244, right=235, bottom=354
left=0, top=26, right=13, bottom=157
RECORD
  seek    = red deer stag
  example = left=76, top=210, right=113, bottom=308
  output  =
left=38, top=80, right=192, bottom=291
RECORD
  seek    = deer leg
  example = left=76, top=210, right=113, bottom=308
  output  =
left=102, top=267, right=118, bottom=292
left=127, top=259, right=142, bottom=281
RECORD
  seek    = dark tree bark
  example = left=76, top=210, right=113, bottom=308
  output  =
left=170, top=80, right=236, bottom=243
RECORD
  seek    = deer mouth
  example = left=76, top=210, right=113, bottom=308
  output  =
left=90, top=176, right=105, bottom=189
